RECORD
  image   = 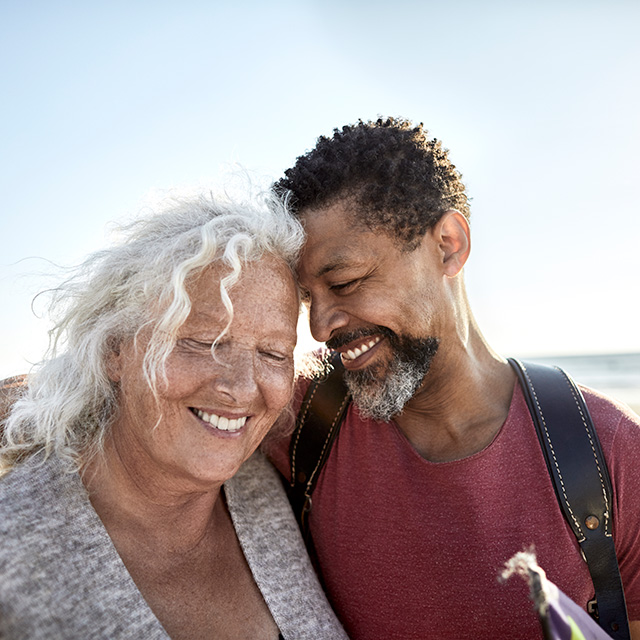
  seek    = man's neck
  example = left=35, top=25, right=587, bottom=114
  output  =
left=393, top=335, right=516, bottom=463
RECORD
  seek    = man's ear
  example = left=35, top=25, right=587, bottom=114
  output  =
left=432, top=210, right=471, bottom=277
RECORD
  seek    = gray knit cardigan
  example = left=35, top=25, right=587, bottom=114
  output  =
left=0, top=451, right=347, bottom=639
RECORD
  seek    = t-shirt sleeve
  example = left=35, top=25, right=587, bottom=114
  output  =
left=607, top=409, right=640, bottom=620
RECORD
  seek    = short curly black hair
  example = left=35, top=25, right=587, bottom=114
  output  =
left=274, top=117, right=470, bottom=247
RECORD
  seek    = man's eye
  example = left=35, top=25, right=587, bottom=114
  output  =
left=330, top=279, right=358, bottom=293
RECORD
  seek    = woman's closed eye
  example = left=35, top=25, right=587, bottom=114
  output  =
left=178, top=338, right=291, bottom=363
left=177, top=338, right=214, bottom=353
left=260, top=350, right=288, bottom=362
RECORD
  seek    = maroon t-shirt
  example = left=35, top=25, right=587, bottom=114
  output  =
left=268, top=382, right=640, bottom=639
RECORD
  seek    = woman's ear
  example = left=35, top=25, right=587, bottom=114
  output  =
left=433, top=210, right=471, bottom=277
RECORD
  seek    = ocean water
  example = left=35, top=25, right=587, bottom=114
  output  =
left=523, top=353, right=640, bottom=413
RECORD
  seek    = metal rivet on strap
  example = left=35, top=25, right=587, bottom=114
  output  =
left=297, top=471, right=307, bottom=484
left=585, top=515, right=600, bottom=530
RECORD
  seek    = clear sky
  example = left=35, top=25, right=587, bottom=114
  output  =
left=1, top=0, right=639, bottom=379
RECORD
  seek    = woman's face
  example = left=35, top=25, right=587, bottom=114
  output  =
left=108, top=255, right=298, bottom=492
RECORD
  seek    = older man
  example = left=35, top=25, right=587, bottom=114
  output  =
left=268, top=118, right=640, bottom=639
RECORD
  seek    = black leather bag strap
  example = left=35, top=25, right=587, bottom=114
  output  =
left=509, top=358, right=630, bottom=639
left=288, top=352, right=351, bottom=538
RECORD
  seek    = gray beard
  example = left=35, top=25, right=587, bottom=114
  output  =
left=329, top=329, right=439, bottom=422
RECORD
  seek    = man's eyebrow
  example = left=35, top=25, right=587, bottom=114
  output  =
left=315, top=257, right=352, bottom=278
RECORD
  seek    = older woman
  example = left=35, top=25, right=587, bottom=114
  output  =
left=0, top=192, right=347, bottom=639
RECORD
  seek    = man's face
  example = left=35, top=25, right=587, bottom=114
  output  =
left=298, top=201, right=446, bottom=421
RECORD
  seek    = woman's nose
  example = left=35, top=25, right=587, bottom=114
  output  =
left=210, top=349, right=258, bottom=404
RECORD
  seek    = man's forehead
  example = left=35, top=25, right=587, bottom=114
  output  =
left=299, top=230, right=376, bottom=281
left=298, top=201, right=387, bottom=277
left=311, top=253, right=360, bottom=278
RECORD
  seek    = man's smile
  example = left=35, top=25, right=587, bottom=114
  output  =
left=338, top=335, right=383, bottom=367
left=326, top=329, right=388, bottom=370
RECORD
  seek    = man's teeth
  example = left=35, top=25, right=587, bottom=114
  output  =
left=194, top=409, right=247, bottom=432
left=341, top=337, right=382, bottom=362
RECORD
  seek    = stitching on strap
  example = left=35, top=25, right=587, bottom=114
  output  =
left=522, top=363, right=585, bottom=541
left=556, top=367, right=612, bottom=537
left=290, top=382, right=319, bottom=487
left=304, top=393, right=351, bottom=498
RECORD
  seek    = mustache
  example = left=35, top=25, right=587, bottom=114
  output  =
left=326, top=326, right=395, bottom=351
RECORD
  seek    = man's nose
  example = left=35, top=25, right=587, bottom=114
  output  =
left=308, top=297, right=350, bottom=343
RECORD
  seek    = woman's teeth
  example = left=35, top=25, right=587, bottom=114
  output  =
left=341, top=336, right=381, bottom=362
left=193, top=409, right=247, bottom=432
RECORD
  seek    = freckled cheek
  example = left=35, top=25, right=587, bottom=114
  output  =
left=257, top=368, right=295, bottom=413
left=157, top=357, right=213, bottom=399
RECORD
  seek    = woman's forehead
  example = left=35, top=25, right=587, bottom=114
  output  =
left=184, top=257, right=298, bottom=334
left=188, top=257, right=296, bottom=303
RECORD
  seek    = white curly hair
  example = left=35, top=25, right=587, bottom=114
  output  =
left=1, top=190, right=304, bottom=473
